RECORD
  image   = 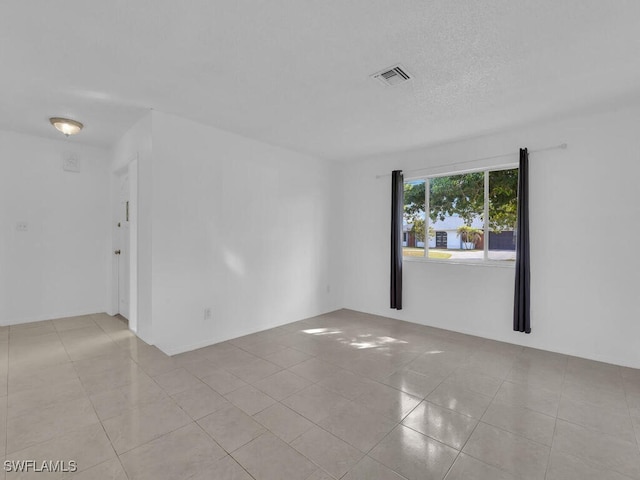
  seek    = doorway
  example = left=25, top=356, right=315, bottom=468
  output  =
left=112, top=158, right=137, bottom=332
left=116, top=173, right=130, bottom=320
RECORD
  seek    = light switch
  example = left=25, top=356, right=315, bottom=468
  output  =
left=16, top=222, right=28, bottom=232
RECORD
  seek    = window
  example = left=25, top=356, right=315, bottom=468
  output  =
left=403, top=167, right=518, bottom=263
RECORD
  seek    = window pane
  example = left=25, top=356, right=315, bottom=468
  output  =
left=488, top=168, right=518, bottom=261
left=403, top=180, right=426, bottom=257
left=429, top=172, right=484, bottom=261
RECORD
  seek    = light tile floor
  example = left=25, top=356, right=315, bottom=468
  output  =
left=1, top=309, right=639, bottom=479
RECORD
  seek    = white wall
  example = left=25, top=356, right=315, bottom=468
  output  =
left=0, top=130, right=110, bottom=324
left=343, top=104, right=640, bottom=368
left=149, top=111, right=343, bottom=354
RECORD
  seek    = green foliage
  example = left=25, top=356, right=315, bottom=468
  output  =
left=487, top=168, right=518, bottom=232
left=403, top=169, right=518, bottom=233
left=430, top=172, right=484, bottom=226
left=404, top=181, right=426, bottom=222
left=457, top=225, right=482, bottom=248
left=409, top=218, right=435, bottom=243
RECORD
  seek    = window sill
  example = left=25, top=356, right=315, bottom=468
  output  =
left=402, top=256, right=516, bottom=268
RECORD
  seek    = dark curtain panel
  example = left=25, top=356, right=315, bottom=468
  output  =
left=390, top=170, right=404, bottom=310
left=514, top=148, right=531, bottom=333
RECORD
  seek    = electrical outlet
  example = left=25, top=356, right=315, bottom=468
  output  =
left=16, top=222, right=28, bottom=232
left=204, top=307, right=212, bottom=320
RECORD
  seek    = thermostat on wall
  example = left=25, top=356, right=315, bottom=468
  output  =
left=63, top=153, right=81, bottom=173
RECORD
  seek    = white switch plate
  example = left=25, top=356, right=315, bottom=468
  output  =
left=16, top=222, right=28, bottom=231
left=63, top=153, right=81, bottom=173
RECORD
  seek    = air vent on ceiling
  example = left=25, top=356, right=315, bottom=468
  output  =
left=371, top=64, right=412, bottom=86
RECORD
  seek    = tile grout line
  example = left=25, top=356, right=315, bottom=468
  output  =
left=6, top=313, right=640, bottom=480
left=189, top=421, right=258, bottom=480
left=69, top=315, right=178, bottom=478
left=621, top=368, right=640, bottom=450
left=543, top=355, right=568, bottom=480
left=444, top=345, right=567, bottom=479
left=4, top=318, right=118, bottom=475
left=439, top=346, right=514, bottom=480
left=59, top=316, right=133, bottom=479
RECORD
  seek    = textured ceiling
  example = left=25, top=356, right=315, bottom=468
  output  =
left=1, top=1, right=639, bottom=159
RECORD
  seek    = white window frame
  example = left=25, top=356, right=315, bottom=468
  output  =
left=403, top=164, right=518, bottom=267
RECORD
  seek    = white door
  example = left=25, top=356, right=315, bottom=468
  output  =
left=117, top=174, right=130, bottom=320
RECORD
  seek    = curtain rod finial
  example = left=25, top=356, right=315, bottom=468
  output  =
left=560, top=143, right=568, bottom=149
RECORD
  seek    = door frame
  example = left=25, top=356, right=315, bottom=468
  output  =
left=109, top=156, right=138, bottom=333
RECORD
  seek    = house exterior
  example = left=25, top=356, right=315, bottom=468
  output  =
left=403, top=214, right=515, bottom=250
left=402, top=221, right=425, bottom=248
left=428, top=214, right=484, bottom=250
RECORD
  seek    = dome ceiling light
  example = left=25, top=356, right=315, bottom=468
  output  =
left=49, top=117, right=83, bottom=136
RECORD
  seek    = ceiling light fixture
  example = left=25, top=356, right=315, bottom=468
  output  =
left=49, top=117, right=83, bottom=136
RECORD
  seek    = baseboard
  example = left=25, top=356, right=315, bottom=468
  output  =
left=0, top=308, right=107, bottom=327
left=157, top=306, right=342, bottom=356
left=342, top=306, right=640, bottom=369
left=160, top=338, right=223, bottom=356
